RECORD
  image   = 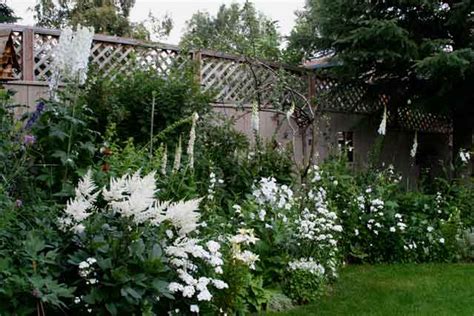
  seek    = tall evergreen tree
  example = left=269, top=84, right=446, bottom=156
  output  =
left=0, top=2, right=19, bottom=23
left=288, top=0, right=474, bottom=159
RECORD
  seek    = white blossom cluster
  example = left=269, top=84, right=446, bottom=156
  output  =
left=166, top=237, right=228, bottom=306
left=252, top=177, right=294, bottom=210
left=296, top=187, right=342, bottom=247
left=64, top=171, right=203, bottom=234
left=207, top=171, right=224, bottom=201
left=229, top=228, right=260, bottom=269
left=78, top=257, right=98, bottom=285
left=59, top=170, right=98, bottom=233
left=64, top=171, right=226, bottom=313
left=459, top=148, right=471, bottom=164
left=50, top=25, right=94, bottom=93
left=186, top=113, right=199, bottom=169
left=288, top=258, right=325, bottom=276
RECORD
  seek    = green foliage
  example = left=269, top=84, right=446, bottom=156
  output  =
left=181, top=1, right=281, bottom=60
left=84, top=65, right=212, bottom=145
left=283, top=269, right=325, bottom=304
left=0, top=200, right=74, bottom=314
left=0, top=3, right=19, bottom=23
left=28, top=90, right=99, bottom=198
left=34, top=0, right=172, bottom=40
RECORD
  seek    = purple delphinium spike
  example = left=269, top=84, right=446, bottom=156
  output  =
left=25, top=101, right=45, bottom=129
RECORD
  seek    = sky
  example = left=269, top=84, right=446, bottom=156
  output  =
left=7, top=0, right=305, bottom=45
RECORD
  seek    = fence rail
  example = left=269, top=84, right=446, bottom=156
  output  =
left=2, top=24, right=451, bottom=134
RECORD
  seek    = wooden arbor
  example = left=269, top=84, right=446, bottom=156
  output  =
left=0, top=28, right=19, bottom=80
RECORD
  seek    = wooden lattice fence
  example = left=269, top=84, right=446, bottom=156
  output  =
left=2, top=25, right=452, bottom=134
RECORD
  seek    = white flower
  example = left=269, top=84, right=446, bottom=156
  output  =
left=258, top=209, right=266, bottom=221
left=427, top=226, right=434, bottom=232
left=86, top=257, right=97, bottom=265
left=190, top=305, right=200, bottom=313
left=234, top=250, right=259, bottom=269
left=212, top=279, right=228, bottom=289
left=389, top=227, right=396, bottom=233
left=251, top=102, right=259, bottom=133
left=74, top=297, right=81, bottom=304
left=288, top=258, right=325, bottom=276
left=186, top=112, right=199, bottom=169
left=354, top=229, right=359, bottom=236
left=173, top=136, right=182, bottom=173
left=377, top=105, right=387, bottom=135
left=182, top=285, right=195, bottom=298
left=197, top=289, right=212, bottom=301
left=206, top=240, right=220, bottom=253
left=459, top=149, right=471, bottom=163
left=439, top=238, right=445, bottom=244
left=161, top=145, right=168, bottom=175
left=156, top=198, right=202, bottom=235
left=410, top=131, right=418, bottom=158
left=232, top=204, right=242, bottom=213
left=79, top=261, right=90, bottom=270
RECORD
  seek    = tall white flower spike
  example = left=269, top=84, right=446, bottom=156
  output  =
left=251, top=102, right=259, bottom=133
left=187, top=112, right=199, bottom=169
left=377, top=105, right=387, bottom=135
left=410, top=131, right=418, bottom=158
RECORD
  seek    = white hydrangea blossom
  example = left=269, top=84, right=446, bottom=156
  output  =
left=288, top=258, right=325, bottom=276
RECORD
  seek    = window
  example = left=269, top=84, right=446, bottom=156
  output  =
left=337, top=131, right=354, bottom=162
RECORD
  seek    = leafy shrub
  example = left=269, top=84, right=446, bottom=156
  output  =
left=83, top=63, right=213, bottom=145
left=283, top=258, right=326, bottom=304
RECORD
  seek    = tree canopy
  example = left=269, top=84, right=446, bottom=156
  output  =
left=180, top=1, right=281, bottom=61
left=34, top=0, right=172, bottom=40
left=0, top=2, right=19, bottom=23
left=288, top=0, right=474, bottom=155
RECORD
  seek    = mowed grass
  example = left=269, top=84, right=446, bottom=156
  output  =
left=268, top=264, right=474, bottom=316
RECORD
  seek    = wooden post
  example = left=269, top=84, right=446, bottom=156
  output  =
left=192, top=50, right=202, bottom=85
left=22, top=28, right=34, bottom=81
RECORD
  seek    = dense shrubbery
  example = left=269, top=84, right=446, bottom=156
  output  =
left=0, top=28, right=472, bottom=314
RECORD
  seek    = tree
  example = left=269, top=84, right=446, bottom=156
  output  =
left=288, top=0, right=474, bottom=160
left=34, top=0, right=172, bottom=40
left=0, top=2, right=19, bottom=23
left=180, top=1, right=281, bottom=60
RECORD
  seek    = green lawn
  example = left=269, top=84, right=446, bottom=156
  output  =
left=268, top=264, right=474, bottom=316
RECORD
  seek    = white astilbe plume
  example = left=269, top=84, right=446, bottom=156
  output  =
left=251, top=102, right=259, bottom=133
left=152, top=198, right=202, bottom=236
left=186, top=113, right=199, bottom=169
left=161, top=145, right=168, bottom=175
left=60, top=170, right=99, bottom=232
left=410, top=131, right=418, bottom=158
left=102, top=171, right=157, bottom=223
left=377, top=105, right=387, bottom=135
left=173, top=136, right=182, bottom=173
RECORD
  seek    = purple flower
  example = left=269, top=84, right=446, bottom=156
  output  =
left=25, top=101, right=45, bottom=129
left=23, top=134, right=36, bottom=146
left=15, top=199, right=22, bottom=208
